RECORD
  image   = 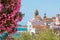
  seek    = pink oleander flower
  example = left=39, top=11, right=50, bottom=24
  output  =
left=0, top=0, right=22, bottom=36
left=6, top=27, right=12, bottom=32
left=0, top=3, right=3, bottom=12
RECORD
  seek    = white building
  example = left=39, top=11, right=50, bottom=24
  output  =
left=55, top=14, right=60, bottom=25
left=27, top=17, right=44, bottom=34
left=27, top=20, right=36, bottom=34
left=27, top=10, right=46, bottom=34
left=50, top=14, right=60, bottom=29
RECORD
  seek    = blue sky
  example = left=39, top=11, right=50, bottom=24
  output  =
left=18, top=0, right=60, bottom=25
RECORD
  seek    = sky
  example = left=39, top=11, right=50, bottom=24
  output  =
left=18, top=0, right=60, bottom=25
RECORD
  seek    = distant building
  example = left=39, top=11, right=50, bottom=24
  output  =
left=27, top=21, right=36, bottom=34
left=27, top=10, right=60, bottom=34
left=27, top=10, right=46, bottom=34
left=43, top=13, right=53, bottom=28
left=55, top=14, right=60, bottom=25
left=50, top=14, right=60, bottom=32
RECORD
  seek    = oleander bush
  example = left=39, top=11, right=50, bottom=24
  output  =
left=0, top=0, right=22, bottom=40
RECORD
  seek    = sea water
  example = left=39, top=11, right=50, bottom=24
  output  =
left=17, top=27, right=27, bottom=31
left=12, top=27, right=27, bottom=37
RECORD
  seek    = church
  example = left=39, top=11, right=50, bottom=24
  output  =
left=27, top=10, right=46, bottom=34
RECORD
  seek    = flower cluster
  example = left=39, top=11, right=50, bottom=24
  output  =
left=0, top=0, right=21, bottom=33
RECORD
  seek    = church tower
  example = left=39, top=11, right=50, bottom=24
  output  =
left=34, top=10, right=39, bottom=16
left=34, top=10, right=42, bottom=20
left=44, top=13, right=46, bottom=19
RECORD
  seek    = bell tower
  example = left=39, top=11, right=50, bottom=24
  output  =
left=34, top=10, right=39, bottom=17
left=44, top=13, right=46, bottom=19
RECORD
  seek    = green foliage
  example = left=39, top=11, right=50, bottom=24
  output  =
left=19, top=32, right=32, bottom=40
left=14, top=30, right=59, bottom=40
left=14, top=32, right=32, bottom=40
left=37, top=29, right=59, bottom=40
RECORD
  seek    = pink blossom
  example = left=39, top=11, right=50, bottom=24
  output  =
left=6, top=27, right=12, bottom=32
left=0, top=3, right=3, bottom=12
left=0, top=0, right=22, bottom=39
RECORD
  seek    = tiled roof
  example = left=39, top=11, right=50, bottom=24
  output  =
left=52, top=16, right=56, bottom=19
left=44, top=18, right=53, bottom=22
left=33, top=25, right=46, bottom=30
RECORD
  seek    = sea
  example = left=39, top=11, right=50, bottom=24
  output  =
left=12, top=27, right=27, bottom=38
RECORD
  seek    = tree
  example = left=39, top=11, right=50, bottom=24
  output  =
left=0, top=0, right=22, bottom=40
